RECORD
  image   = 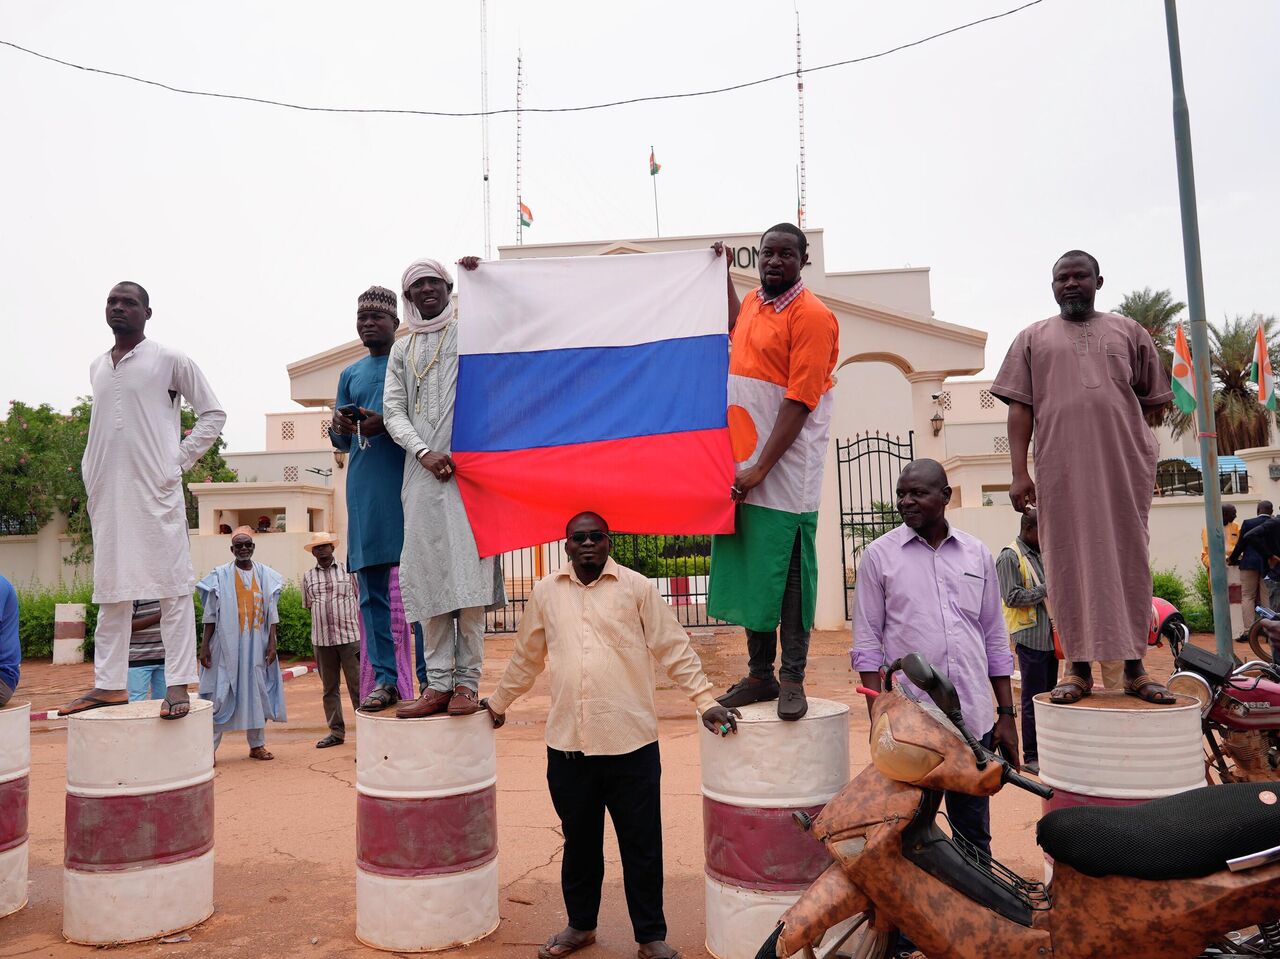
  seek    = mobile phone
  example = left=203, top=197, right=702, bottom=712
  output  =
left=338, top=404, right=367, bottom=422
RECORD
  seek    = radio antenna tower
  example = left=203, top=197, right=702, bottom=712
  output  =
left=515, top=50, right=525, bottom=245
left=479, top=0, right=492, bottom=257
left=795, top=5, right=807, bottom=228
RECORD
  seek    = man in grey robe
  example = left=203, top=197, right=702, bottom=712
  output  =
left=991, top=250, right=1175, bottom=705
left=384, top=257, right=505, bottom=719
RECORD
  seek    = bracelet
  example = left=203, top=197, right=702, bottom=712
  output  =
left=416, top=448, right=432, bottom=461
left=996, top=705, right=1016, bottom=717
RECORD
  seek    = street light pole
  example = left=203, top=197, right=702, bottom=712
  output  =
left=1163, top=0, right=1232, bottom=657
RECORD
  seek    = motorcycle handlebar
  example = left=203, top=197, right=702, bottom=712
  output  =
left=1003, top=765, right=1054, bottom=800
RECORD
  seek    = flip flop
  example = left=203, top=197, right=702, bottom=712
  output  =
left=315, top=734, right=344, bottom=748
left=359, top=685, right=399, bottom=712
left=1124, top=673, right=1176, bottom=705
left=249, top=747, right=275, bottom=761
left=538, top=930, right=596, bottom=959
left=60, top=694, right=125, bottom=716
left=1049, top=674, right=1091, bottom=704
left=637, top=946, right=681, bottom=959
left=159, top=696, right=191, bottom=720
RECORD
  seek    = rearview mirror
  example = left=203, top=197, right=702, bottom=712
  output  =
left=902, top=652, right=962, bottom=717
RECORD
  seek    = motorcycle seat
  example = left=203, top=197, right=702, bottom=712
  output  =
left=1037, top=782, right=1280, bottom=880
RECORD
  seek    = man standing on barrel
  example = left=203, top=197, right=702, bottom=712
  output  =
left=991, top=250, right=1175, bottom=705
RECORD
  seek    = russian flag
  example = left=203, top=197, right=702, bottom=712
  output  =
left=453, top=249, right=736, bottom=557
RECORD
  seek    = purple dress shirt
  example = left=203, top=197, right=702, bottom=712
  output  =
left=851, top=523, right=1014, bottom=737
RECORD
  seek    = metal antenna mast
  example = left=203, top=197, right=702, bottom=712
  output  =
left=515, top=50, right=524, bottom=245
left=795, top=5, right=807, bottom=228
left=479, top=0, right=492, bottom=258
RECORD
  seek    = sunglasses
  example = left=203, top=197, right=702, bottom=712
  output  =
left=568, top=530, right=609, bottom=544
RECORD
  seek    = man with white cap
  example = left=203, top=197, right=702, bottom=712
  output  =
left=384, top=257, right=505, bottom=719
left=302, top=531, right=361, bottom=748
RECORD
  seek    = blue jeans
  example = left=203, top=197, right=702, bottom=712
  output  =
left=358, top=564, right=399, bottom=689
left=127, top=664, right=167, bottom=702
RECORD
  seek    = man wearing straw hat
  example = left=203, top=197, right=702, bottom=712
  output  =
left=302, top=531, right=361, bottom=748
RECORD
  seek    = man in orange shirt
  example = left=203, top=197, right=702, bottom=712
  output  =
left=708, top=224, right=840, bottom=721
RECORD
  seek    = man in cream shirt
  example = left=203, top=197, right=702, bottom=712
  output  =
left=485, top=511, right=739, bottom=959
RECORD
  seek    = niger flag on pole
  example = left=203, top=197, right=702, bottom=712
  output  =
left=649, top=147, right=661, bottom=176
left=1252, top=319, right=1276, bottom=411
left=1171, top=323, right=1196, bottom=414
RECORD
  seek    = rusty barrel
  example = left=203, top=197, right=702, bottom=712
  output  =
left=0, top=702, right=30, bottom=919
left=355, top=710, right=499, bottom=952
left=1034, top=689, right=1202, bottom=879
left=63, top=699, right=215, bottom=944
left=700, top=698, right=850, bottom=959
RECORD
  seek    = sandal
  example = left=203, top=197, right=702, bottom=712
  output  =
left=538, top=929, right=596, bottom=959
left=359, top=684, right=399, bottom=712
left=160, top=695, right=191, bottom=720
left=59, top=693, right=125, bottom=716
left=1124, top=673, right=1176, bottom=705
left=1049, top=674, right=1091, bottom=704
left=315, top=733, right=344, bottom=748
left=249, top=746, right=275, bottom=761
left=637, top=944, right=680, bottom=959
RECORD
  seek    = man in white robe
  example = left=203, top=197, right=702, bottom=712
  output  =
left=60, top=281, right=225, bottom=719
left=384, top=258, right=505, bottom=719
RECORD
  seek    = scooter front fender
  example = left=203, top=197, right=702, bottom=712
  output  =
left=776, top=862, right=871, bottom=958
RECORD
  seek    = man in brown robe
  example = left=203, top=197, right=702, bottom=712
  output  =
left=991, top=250, right=1175, bottom=704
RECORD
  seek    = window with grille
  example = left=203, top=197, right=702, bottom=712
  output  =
left=283, top=465, right=299, bottom=482
left=281, top=420, right=295, bottom=441
left=321, top=419, right=331, bottom=437
left=979, top=390, right=995, bottom=410
left=993, top=435, right=1010, bottom=453
left=939, top=391, right=952, bottom=411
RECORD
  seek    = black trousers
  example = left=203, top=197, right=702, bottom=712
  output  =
left=1016, top=644, right=1059, bottom=763
left=314, top=641, right=360, bottom=738
left=546, top=742, right=665, bottom=943
left=746, top=531, right=810, bottom=683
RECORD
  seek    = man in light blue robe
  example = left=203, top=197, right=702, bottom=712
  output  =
left=197, top=528, right=287, bottom=760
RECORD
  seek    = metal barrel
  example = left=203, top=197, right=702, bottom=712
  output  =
left=63, top=699, right=215, bottom=944
left=700, top=698, right=850, bottom=959
left=355, top=710, right=499, bottom=952
left=1034, top=689, right=1203, bottom=878
left=0, top=702, right=30, bottom=919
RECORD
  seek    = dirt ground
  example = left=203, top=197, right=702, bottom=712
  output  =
left=1, top=630, right=1191, bottom=959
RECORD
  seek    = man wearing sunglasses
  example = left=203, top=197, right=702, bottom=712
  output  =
left=484, top=512, right=740, bottom=959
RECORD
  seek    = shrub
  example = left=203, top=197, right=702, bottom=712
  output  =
left=611, top=535, right=664, bottom=577
left=1192, top=565, right=1213, bottom=611
left=649, top=556, right=710, bottom=577
left=1150, top=567, right=1188, bottom=610
left=1183, top=605, right=1214, bottom=634
left=16, top=582, right=97, bottom=658
left=275, top=585, right=313, bottom=658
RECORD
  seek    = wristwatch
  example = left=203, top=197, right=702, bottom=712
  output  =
left=996, top=705, right=1016, bottom=717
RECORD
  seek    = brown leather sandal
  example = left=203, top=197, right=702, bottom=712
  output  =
left=1124, top=673, right=1176, bottom=705
left=1049, top=673, right=1091, bottom=704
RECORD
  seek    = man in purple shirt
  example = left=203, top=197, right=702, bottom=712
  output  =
left=851, top=459, right=1018, bottom=856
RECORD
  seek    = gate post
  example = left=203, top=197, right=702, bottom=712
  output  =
left=906, top=373, right=947, bottom=461
left=814, top=437, right=846, bottom=631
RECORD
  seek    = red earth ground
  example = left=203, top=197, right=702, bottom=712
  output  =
left=1, top=629, right=1196, bottom=959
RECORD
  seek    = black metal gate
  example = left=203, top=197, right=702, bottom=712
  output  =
left=488, top=533, right=721, bottom=633
left=836, top=431, right=914, bottom=619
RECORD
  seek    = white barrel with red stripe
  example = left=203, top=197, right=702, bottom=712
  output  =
left=1034, top=689, right=1202, bottom=879
left=63, top=699, right=215, bottom=944
left=0, top=702, right=30, bottom=919
left=355, top=710, right=499, bottom=952
left=700, top=698, right=850, bottom=959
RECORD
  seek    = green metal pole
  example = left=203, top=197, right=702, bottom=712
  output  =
left=1164, top=0, right=1232, bottom=657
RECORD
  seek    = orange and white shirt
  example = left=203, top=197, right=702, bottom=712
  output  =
left=727, top=284, right=839, bottom=514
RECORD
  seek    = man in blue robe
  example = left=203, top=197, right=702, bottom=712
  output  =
left=331, top=285, right=424, bottom=711
left=197, top=528, right=287, bottom=760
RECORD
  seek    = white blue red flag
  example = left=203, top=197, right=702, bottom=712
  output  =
left=453, top=249, right=736, bottom=556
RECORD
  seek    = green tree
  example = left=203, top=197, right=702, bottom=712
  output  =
left=1113, top=287, right=1185, bottom=369
left=0, top=397, right=236, bottom=564
left=1168, top=313, right=1280, bottom=454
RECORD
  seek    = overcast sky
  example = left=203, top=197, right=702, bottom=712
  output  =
left=2, top=1, right=1276, bottom=451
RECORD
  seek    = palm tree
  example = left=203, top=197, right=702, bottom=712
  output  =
left=1168, top=313, right=1280, bottom=454
left=1114, top=287, right=1186, bottom=371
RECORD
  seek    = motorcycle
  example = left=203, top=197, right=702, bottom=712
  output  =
left=757, top=653, right=1280, bottom=959
left=1152, top=595, right=1192, bottom=660
left=1168, top=640, right=1280, bottom=784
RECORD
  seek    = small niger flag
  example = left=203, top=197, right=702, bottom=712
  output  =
left=1251, top=320, right=1275, bottom=411
left=519, top=201, right=533, bottom=228
left=649, top=148, right=661, bottom=176
left=1171, top=323, right=1196, bottom=414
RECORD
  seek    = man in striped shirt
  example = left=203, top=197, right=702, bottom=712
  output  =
left=302, top=533, right=361, bottom=748
left=127, top=598, right=168, bottom=701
